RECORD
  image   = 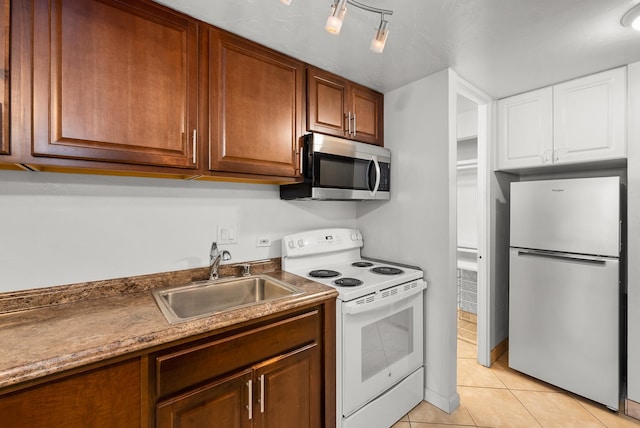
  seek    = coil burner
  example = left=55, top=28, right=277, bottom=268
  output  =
left=309, top=269, right=340, bottom=278
left=370, top=266, right=404, bottom=275
left=333, top=278, right=363, bottom=287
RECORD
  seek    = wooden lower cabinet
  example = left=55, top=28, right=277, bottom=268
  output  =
left=0, top=302, right=335, bottom=428
left=255, top=344, right=319, bottom=428
left=154, top=308, right=327, bottom=428
left=157, top=344, right=319, bottom=428
left=158, top=369, right=253, bottom=428
left=0, top=359, right=141, bottom=427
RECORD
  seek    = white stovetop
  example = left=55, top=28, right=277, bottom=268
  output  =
left=282, top=228, right=423, bottom=301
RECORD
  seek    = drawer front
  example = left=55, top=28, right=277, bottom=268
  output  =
left=156, top=310, right=319, bottom=398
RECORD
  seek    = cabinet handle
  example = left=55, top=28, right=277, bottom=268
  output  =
left=352, top=113, right=357, bottom=137
left=297, top=146, right=303, bottom=175
left=554, top=148, right=560, bottom=161
left=259, top=374, right=265, bottom=413
left=247, top=379, right=253, bottom=420
left=346, top=112, right=352, bottom=136
left=192, top=129, right=197, bottom=164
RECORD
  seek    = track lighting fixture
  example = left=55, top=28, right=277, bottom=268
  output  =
left=370, top=18, right=389, bottom=53
left=621, top=2, right=640, bottom=31
left=279, top=0, right=394, bottom=53
left=325, top=0, right=348, bottom=34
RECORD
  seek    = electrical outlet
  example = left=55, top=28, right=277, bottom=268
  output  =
left=217, top=224, right=237, bottom=244
left=256, top=236, right=271, bottom=247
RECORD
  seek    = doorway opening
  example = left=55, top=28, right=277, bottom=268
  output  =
left=456, top=96, right=479, bottom=347
left=454, top=77, right=492, bottom=368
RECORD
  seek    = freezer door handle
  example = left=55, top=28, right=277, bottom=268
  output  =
left=516, top=248, right=612, bottom=264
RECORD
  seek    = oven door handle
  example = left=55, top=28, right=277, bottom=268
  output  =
left=344, top=280, right=427, bottom=315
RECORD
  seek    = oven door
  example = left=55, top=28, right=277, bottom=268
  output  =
left=341, top=280, right=426, bottom=417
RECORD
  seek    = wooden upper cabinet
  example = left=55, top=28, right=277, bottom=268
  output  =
left=307, top=68, right=348, bottom=137
left=350, top=84, right=383, bottom=145
left=31, top=0, right=199, bottom=168
left=208, top=30, right=303, bottom=177
left=0, top=0, right=8, bottom=155
left=307, top=66, right=384, bottom=146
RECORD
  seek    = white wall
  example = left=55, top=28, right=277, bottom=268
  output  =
left=356, top=69, right=459, bottom=412
left=0, top=170, right=356, bottom=291
left=456, top=167, right=477, bottom=249
left=457, top=109, right=478, bottom=141
left=627, top=61, right=640, bottom=404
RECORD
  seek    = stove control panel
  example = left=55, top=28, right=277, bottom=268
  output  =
left=282, top=228, right=363, bottom=257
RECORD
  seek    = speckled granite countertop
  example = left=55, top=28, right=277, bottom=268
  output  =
left=0, top=260, right=337, bottom=391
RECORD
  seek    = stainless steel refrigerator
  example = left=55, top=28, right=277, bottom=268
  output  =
left=509, top=176, right=622, bottom=410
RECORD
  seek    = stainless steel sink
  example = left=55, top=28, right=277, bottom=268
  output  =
left=152, top=275, right=304, bottom=324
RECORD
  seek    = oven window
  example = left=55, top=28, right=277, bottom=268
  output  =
left=361, top=308, right=413, bottom=381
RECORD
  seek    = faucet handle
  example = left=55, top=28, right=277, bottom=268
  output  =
left=240, top=263, right=251, bottom=276
left=221, top=250, right=232, bottom=262
left=210, top=242, right=220, bottom=264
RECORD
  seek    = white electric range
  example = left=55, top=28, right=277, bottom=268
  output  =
left=282, top=228, right=427, bottom=428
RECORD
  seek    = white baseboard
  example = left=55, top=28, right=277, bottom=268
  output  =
left=424, top=387, right=461, bottom=413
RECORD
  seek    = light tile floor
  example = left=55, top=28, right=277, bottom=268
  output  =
left=391, top=339, right=640, bottom=428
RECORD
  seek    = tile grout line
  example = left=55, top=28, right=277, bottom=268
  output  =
left=507, top=387, right=545, bottom=428
left=569, top=395, right=610, bottom=427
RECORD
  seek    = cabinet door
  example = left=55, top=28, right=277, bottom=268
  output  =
left=254, top=344, right=320, bottom=428
left=350, top=84, right=383, bottom=146
left=306, top=67, right=348, bottom=138
left=497, top=87, right=553, bottom=170
left=209, top=30, right=303, bottom=177
left=0, top=359, right=141, bottom=427
left=157, top=369, right=253, bottom=428
left=553, top=67, right=626, bottom=164
left=32, top=0, right=198, bottom=168
left=0, top=0, right=8, bottom=155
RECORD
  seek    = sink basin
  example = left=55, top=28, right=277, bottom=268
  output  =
left=152, top=275, right=304, bottom=324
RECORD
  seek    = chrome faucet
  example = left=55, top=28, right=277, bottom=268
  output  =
left=209, top=242, right=231, bottom=280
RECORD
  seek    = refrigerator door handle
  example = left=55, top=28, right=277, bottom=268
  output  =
left=515, top=248, right=612, bottom=264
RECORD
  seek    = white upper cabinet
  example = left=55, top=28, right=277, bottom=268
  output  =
left=497, top=67, right=627, bottom=171
left=553, top=67, right=626, bottom=164
left=498, top=87, right=553, bottom=169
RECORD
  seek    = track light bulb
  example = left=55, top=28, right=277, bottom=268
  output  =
left=370, top=20, right=389, bottom=53
left=280, top=0, right=291, bottom=5
left=326, top=0, right=347, bottom=35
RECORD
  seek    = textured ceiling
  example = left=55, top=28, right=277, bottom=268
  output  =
left=156, top=0, right=640, bottom=98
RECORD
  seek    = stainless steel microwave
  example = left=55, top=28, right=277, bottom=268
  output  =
left=280, top=133, right=390, bottom=201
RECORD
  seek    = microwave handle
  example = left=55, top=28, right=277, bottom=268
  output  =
left=367, top=156, right=381, bottom=196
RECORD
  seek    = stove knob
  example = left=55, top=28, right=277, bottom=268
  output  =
left=288, top=240, right=296, bottom=249
left=297, top=239, right=306, bottom=247
left=350, top=233, right=357, bottom=241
